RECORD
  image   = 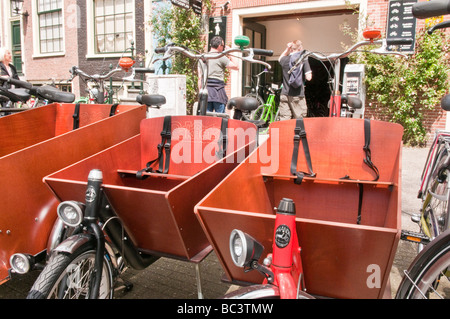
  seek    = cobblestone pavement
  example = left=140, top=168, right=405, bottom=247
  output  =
left=0, top=147, right=428, bottom=299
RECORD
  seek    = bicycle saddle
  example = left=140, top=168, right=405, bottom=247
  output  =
left=227, top=97, right=259, bottom=111
left=136, top=94, right=166, bottom=107
left=35, top=85, right=76, bottom=103
left=341, top=95, right=363, bottom=109
left=0, top=87, right=31, bottom=103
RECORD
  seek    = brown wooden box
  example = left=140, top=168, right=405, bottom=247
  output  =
left=195, top=118, right=404, bottom=299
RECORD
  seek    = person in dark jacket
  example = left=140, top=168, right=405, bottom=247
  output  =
left=0, top=47, right=20, bottom=115
left=278, top=40, right=312, bottom=120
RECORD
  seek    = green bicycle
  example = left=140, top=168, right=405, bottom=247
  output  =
left=245, top=83, right=281, bottom=129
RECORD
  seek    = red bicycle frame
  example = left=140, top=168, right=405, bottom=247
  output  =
left=228, top=198, right=308, bottom=299
left=267, top=198, right=304, bottom=298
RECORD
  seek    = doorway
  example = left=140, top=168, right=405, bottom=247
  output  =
left=242, top=21, right=267, bottom=97
left=11, top=20, right=23, bottom=75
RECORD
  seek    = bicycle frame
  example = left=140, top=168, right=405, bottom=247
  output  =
left=259, top=91, right=277, bottom=123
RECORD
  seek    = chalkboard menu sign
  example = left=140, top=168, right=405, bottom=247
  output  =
left=386, top=0, right=417, bottom=53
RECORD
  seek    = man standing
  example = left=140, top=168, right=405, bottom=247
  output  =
left=204, top=36, right=238, bottom=113
left=278, top=40, right=312, bottom=120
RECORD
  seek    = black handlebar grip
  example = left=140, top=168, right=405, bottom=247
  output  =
left=412, top=0, right=450, bottom=18
left=155, top=47, right=167, bottom=54
left=386, top=38, right=413, bottom=46
left=134, top=67, right=154, bottom=74
left=0, top=77, right=32, bottom=89
left=252, top=48, right=274, bottom=57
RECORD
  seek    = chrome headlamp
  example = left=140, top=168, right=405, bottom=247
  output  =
left=9, top=253, right=31, bottom=274
left=229, top=229, right=264, bottom=268
left=57, top=201, right=85, bottom=227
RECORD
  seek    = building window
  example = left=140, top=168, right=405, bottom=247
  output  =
left=37, top=0, right=63, bottom=54
left=94, top=0, right=134, bottom=54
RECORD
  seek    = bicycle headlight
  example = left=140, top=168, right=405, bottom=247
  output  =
left=229, top=229, right=264, bottom=268
left=9, top=253, right=31, bottom=274
left=57, top=201, right=84, bottom=227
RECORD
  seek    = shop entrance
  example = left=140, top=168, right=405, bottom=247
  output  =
left=241, top=9, right=358, bottom=117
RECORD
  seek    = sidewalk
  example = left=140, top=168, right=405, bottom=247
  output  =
left=0, top=146, right=429, bottom=299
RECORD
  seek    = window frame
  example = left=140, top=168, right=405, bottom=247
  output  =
left=33, top=0, right=65, bottom=57
left=86, top=0, right=135, bottom=58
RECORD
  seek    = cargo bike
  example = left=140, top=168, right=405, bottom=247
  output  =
left=0, top=63, right=162, bottom=285
left=196, top=1, right=450, bottom=298
left=25, top=37, right=272, bottom=299
left=0, top=100, right=153, bottom=285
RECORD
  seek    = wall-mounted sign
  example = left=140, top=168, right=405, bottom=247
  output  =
left=386, top=0, right=417, bottom=53
left=208, top=16, right=227, bottom=47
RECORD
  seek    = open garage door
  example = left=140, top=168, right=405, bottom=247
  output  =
left=241, top=9, right=358, bottom=117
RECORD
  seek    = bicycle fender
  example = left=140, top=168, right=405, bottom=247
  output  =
left=53, top=233, right=96, bottom=255
left=223, top=284, right=280, bottom=299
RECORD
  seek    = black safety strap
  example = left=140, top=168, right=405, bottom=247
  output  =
left=137, top=116, right=171, bottom=179
left=290, top=118, right=315, bottom=184
left=216, top=118, right=228, bottom=159
left=72, top=103, right=81, bottom=130
left=109, top=103, right=119, bottom=116
left=357, top=183, right=363, bottom=224
left=363, top=119, right=380, bottom=181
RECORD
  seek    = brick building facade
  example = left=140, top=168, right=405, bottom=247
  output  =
left=0, top=0, right=448, bottom=142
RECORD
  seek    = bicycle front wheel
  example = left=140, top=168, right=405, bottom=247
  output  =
left=252, top=105, right=272, bottom=123
left=396, top=229, right=450, bottom=299
left=27, top=248, right=114, bottom=299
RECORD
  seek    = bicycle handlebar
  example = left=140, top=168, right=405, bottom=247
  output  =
left=0, top=76, right=33, bottom=89
left=70, top=66, right=123, bottom=81
left=288, top=37, right=412, bottom=74
left=412, top=0, right=450, bottom=19
left=154, top=44, right=273, bottom=69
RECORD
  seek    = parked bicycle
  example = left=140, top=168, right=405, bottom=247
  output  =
left=245, top=68, right=270, bottom=106
left=288, top=31, right=411, bottom=118
left=0, top=76, right=75, bottom=114
left=24, top=36, right=267, bottom=299
left=195, top=18, right=450, bottom=299
left=246, top=83, right=282, bottom=130
left=69, top=57, right=153, bottom=104
left=394, top=0, right=450, bottom=299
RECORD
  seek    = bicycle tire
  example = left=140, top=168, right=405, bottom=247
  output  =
left=27, top=248, right=114, bottom=299
left=242, top=93, right=264, bottom=120
left=396, top=229, right=450, bottom=299
left=252, top=104, right=272, bottom=123
left=244, top=93, right=264, bottom=106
